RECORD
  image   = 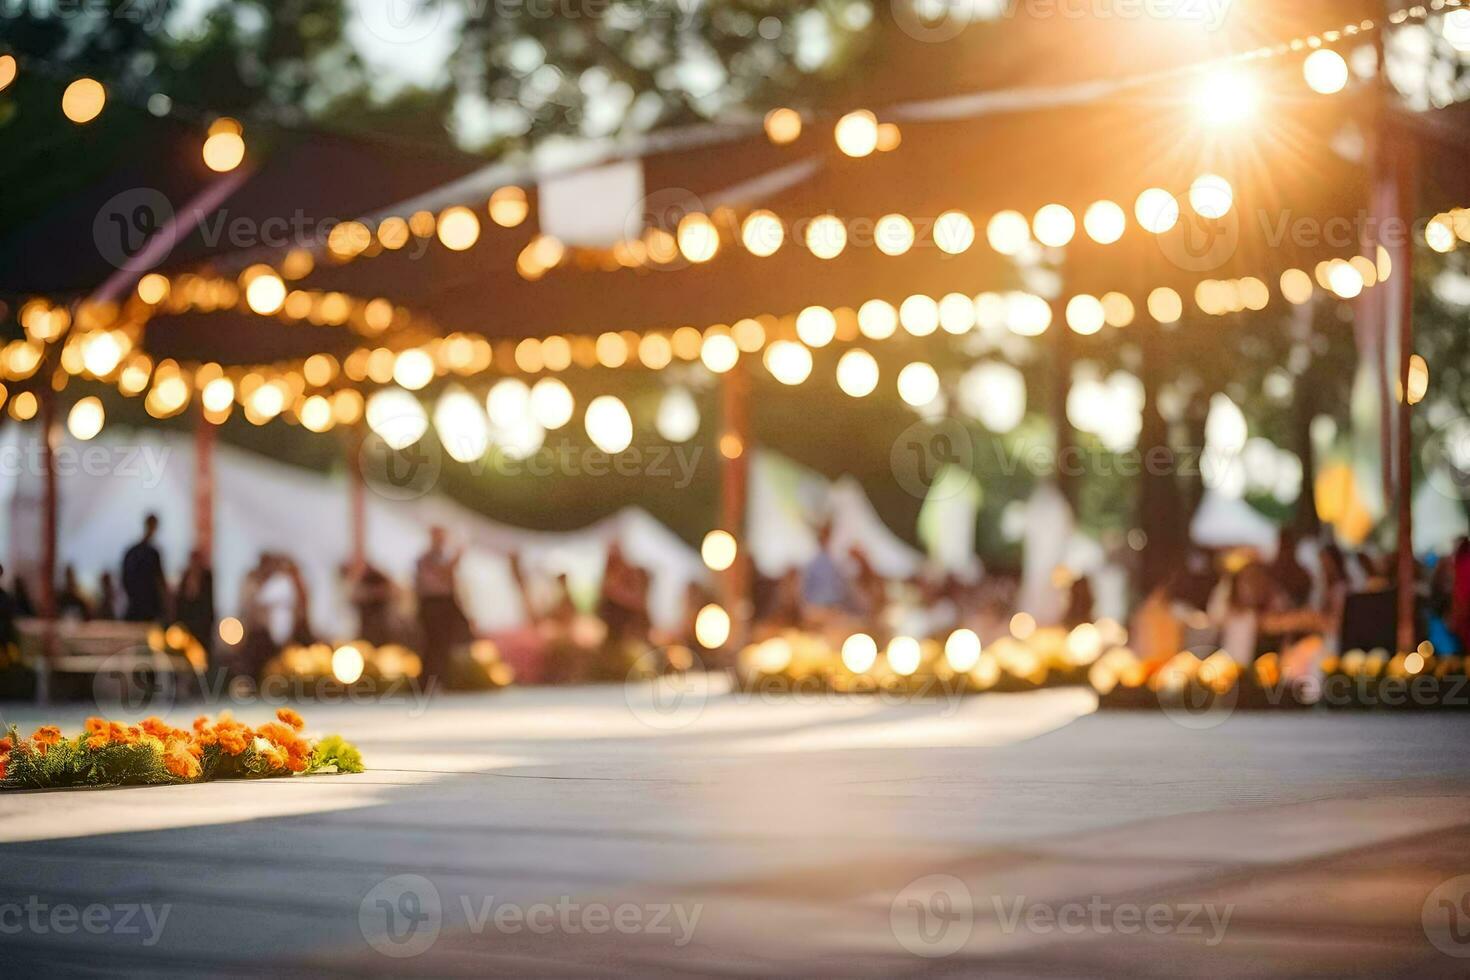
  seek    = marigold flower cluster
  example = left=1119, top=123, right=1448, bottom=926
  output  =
left=1, top=708, right=357, bottom=789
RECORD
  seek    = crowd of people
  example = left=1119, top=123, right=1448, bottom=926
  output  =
left=2, top=510, right=1467, bottom=688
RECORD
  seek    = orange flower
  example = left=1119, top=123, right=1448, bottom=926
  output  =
left=0, top=755, right=8, bottom=781
left=0, top=737, right=12, bottom=754
left=259, top=744, right=288, bottom=770
left=141, top=717, right=174, bottom=739
left=30, top=726, right=61, bottom=747
left=217, top=729, right=250, bottom=755
left=85, top=732, right=110, bottom=750
left=84, top=717, right=108, bottom=736
left=163, top=742, right=201, bottom=780
left=193, top=716, right=210, bottom=733
left=276, top=708, right=305, bottom=731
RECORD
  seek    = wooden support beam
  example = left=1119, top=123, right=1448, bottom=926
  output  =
left=720, top=363, right=752, bottom=643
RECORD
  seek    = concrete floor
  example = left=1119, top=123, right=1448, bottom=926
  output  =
left=1, top=678, right=1468, bottom=976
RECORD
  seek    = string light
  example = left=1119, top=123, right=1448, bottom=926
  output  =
left=1303, top=48, right=1349, bottom=94
left=764, top=107, right=802, bottom=145
left=834, top=109, right=879, bottom=157
left=875, top=214, right=915, bottom=256
left=1065, top=295, right=1106, bottom=335
left=858, top=300, right=898, bottom=340
left=1134, top=188, right=1180, bottom=234
left=62, top=77, right=105, bottom=124
left=677, top=213, right=720, bottom=263
left=933, top=210, right=975, bottom=254
left=1188, top=174, right=1234, bottom=220
left=701, top=530, right=738, bottom=571
left=437, top=206, right=481, bottom=251
left=836, top=349, right=879, bottom=397
left=202, top=118, right=246, bottom=173
left=584, top=395, right=633, bottom=453
left=805, top=215, right=847, bottom=259
left=897, top=362, right=939, bottom=407
left=795, top=306, right=837, bottom=347
left=741, top=211, right=784, bottom=257
left=764, top=341, right=812, bottom=385
left=488, top=186, right=529, bottom=228
left=1083, top=201, right=1126, bottom=244
left=987, top=210, right=1031, bottom=255
left=1033, top=204, right=1076, bottom=247
left=67, top=397, right=105, bottom=441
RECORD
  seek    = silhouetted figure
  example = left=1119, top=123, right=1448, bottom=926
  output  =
left=416, top=526, right=469, bottom=684
left=346, top=561, right=395, bottom=646
left=56, top=565, right=91, bottom=620
left=1271, top=530, right=1314, bottom=608
left=177, top=549, right=216, bottom=652
left=98, top=571, right=120, bottom=620
left=122, top=514, right=167, bottom=622
left=0, top=564, right=18, bottom=651
left=13, top=576, right=35, bottom=618
left=800, top=521, right=851, bottom=624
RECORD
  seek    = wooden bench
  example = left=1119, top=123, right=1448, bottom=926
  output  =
left=16, top=619, right=203, bottom=705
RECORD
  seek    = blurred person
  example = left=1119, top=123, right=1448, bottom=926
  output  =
left=1131, top=578, right=1183, bottom=668
left=176, top=549, right=216, bottom=652
left=55, top=565, right=91, bottom=621
left=121, top=513, right=167, bottom=622
left=1211, top=562, right=1275, bottom=666
left=1451, top=538, right=1470, bottom=652
left=1062, top=572, right=1094, bottom=628
left=344, top=560, right=395, bottom=646
left=1270, top=529, right=1314, bottom=608
left=0, top=564, right=18, bottom=653
left=97, top=571, right=120, bottom=620
left=800, top=521, right=852, bottom=626
left=416, top=526, right=469, bottom=684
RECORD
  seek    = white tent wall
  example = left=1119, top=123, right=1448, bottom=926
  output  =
left=0, top=426, right=706, bottom=638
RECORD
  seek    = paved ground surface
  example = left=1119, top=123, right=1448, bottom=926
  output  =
left=2, top=678, right=1469, bottom=977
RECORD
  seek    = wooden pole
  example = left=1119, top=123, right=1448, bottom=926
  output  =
left=1392, top=134, right=1418, bottom=653
left=720, top=362, right=752, bottom=643
left=194, top=406, right=216, bottom=564
left=347, top=425, right=367, bottom=569
left=1051, top=312, right=1077, bottom=510
left=38, top=382, right=58, bottom=623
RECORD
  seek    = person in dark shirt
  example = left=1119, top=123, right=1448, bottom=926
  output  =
left=122, top=514, right=167, bottom=623
left=176, top=549, right=215, bottom=651
left=56, top=565, right=91, bottom=620
left=0, top=563, right=18, bottom=652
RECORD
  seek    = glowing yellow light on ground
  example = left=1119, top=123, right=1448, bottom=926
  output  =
left=585, top=395, right=633, bottom=453
left=700, top=333, right=740, bottom=373
left=897, top=362, right=940, bottom=407
left=933, top=210, right=975, bottom=254
left=1083, top=200, right=1127, bottom=244
left=900, top=294, right=939, bottom=336
left=67, top=397, right=105, bottom=441
left=1066, top=295, right=1105, bottom=335
left=1147, top=286, right=1183, bottom=323
left=62, top=77, right=105, bottom=123
left=834, top=109, right=879, bottom=157
left=741, top=210, right=784, bottom=256
left=875, top=214, right=915, bottom=256
left=987, top=210, right=1031, bottom=255
left=1134, top=188, right=1180, bottom=234
left=858, top=299, right=898, bottom=339
left=677, top=213, right=720, bottom=263
left=842, top=633, right=878, bottom=673
left=701, top=530, right=738, bottom=572
left=805, top=215, right=847, bottom=259
left=944, top=629, right=982, bottom=672
left=1303, top=48, right=1349, bottom=94
left=1194, top=67, right=1257, bottom=127
left=437, top=206, right=481, bottom=251
left=764, top=107, right=802, bottom=145
left=694, top=603, right=731, bottom=649
left=887, top=636, right=922, bottom=676
left=795, top=306, right=837, bottom=347
left=489, top=186, right=529, bottom=227
left=836, top=349, right=879, bottom=398
left=202, top=129, right=246, bottom=173
left=392, top=348, right=435, bottom=391
left=1032, top=204, right=1076, bottom=247
left=764, top=341, right=813, bottom=385
left=1189, top=174, right=1234, bottom=219
left=332, top=644, right=365, bottom=684
left=245, top=272, right=286, bottom=315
